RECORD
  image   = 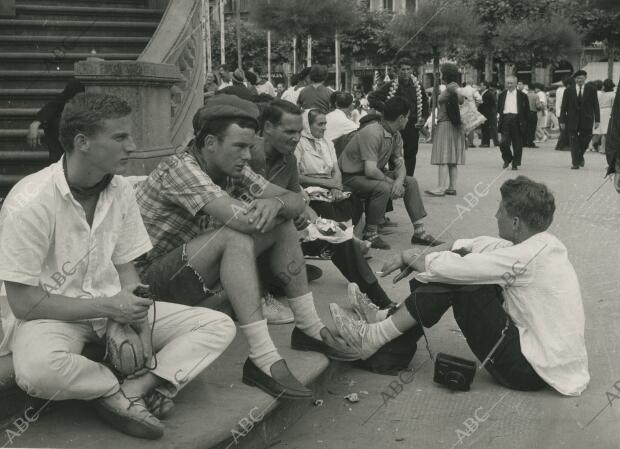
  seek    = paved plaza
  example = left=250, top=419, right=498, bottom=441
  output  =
left=277, top=139, right=620, bottom=449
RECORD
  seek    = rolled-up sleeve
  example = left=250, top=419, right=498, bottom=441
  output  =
left=111, top=185, right=153, bottom=265
left=416, top=242, right=536, bottom=287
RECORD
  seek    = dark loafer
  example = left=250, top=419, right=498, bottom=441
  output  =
left=242, top=358, right=312, bottom=399
left=444, top=189, right=457, bottom=196
left=411, top=233, right=444, bottom=247
left=502, top=162, right=510, bottom=169
left=306, top=264, right=323, bottom=282
left=291, top=327, right=360, bottom=361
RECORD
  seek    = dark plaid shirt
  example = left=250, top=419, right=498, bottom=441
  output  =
left=135, top=147, right=267, bottom=270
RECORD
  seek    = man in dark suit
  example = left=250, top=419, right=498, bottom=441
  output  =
left=497, top=76, right=530, bottom=170
left=478, top=80, right=499, bottom=147
left=367, top=57, right=429, bottom=176
left=559, top=70, right=600, bottom=169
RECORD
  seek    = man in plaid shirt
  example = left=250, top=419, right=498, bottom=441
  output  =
left=135, top=95, right=356, bottom=400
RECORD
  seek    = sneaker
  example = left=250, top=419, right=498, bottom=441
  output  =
left=363, top=231, right=391, bottom=250
left=329, top=303, right=380, bottom=360
left=262, top=294, right=294, bottom=325
left=347, top=283, right=381, bottom=324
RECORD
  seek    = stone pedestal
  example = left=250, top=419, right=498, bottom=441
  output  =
left=74, top=59, right=182, bottom=176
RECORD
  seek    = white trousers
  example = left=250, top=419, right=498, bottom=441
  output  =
left=12, top=301, right=236, bottom=401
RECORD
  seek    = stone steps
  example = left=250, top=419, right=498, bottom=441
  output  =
left=0, top=324, right=334, bottom=449
left=0, top=0, right=162, bottom=196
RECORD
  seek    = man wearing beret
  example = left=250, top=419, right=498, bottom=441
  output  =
left=135, top=95, right=357, bottom=401
left=559, top=70, right=600, bottom=170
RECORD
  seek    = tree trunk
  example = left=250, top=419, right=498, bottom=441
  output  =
left=345, top=59, right=354, bottom=92
left=608, top=43, right=615, bottom=80
left=235, top=0, right=242, bottom=69
left=219, top=0, right=225, bottom=65
left=335, top=31, right=341, bottom=90
left=307, top=35, right=312, bottom=67
left=267, top=30, right=272, bottom=81
left=484, top=52, right=493, bottom=82
left=293, top=36, right=297, bottom=74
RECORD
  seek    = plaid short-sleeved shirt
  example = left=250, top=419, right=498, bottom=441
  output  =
left=135, top=148, right=268, bottom=271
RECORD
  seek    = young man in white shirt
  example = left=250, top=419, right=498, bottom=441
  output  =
left=331, top=176, right=589, bottom=396
left=325, top=91, right=359, bottom=142
left=0, top=93, right=236, bottom=439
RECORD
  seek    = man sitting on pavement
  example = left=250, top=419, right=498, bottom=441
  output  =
left=331, top=176, right=590, bottom=396
left=338, top=96, right=440, bottom=250
left=134, top=95, right=356, bottom=401
left=0, top=93, right=237, bottom=440
left=250, top=99, right=397, bottom=311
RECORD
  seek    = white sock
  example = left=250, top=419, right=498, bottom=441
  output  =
left=367, top=317, right=402, bottom=348
left=239, top=320, right=282, bottom=375
left=288, top=292, right=324, bottom=339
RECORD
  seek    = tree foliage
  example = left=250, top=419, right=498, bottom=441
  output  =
left=249, top=0, right=359, bottom=37
left=568, top=0, right=620, bottom=49
left=495, top=15, right=581, bottom=66
left=388, top=0, right=480, bottom=64
left=340, top=7, right=397, bottom=66
left=211, top=18, right=292, bottom=70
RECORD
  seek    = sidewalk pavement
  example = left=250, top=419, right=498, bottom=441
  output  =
left=277, top=140, right=620, bottom=449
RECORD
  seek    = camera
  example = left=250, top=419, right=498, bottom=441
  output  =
left=433, top=353, right=477, bottom=392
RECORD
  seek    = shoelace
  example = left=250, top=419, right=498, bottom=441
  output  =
left=264, top=295, right=286, bottom=311
left=357, top=291, right=379, bottom=313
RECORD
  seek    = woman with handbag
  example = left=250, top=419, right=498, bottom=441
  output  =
left=425, top=63, right=466, bottom=197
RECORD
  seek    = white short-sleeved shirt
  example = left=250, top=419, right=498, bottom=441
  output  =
left=0, top=159, right=153, bottom=354
left=415, top=232, right=589, bottom=396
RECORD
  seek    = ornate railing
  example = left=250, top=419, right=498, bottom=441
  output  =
left=139, top=0, right=205, bottom=147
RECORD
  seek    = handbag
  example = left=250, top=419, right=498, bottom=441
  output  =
left=460, top=100, right=487, bottom=134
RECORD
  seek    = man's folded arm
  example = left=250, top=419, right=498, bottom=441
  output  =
left=4, top=280, right=112, bottom=322
left=417, top=247, right=533, bottom=286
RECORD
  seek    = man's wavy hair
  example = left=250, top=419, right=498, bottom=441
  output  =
left=500, top=176, right=555, bottom=232
left=59, top=93, right=132, bottom=152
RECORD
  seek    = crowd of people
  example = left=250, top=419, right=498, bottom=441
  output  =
left=1, top=56, right=619, bottom=441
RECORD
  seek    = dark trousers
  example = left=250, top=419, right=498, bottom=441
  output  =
left=569, top=129, right=592, bottom=166
left=404, top=281, right=547, bottom=391
left=401, top=124, right=420, bottom=176
left=500, top=114, right=523, bottom=167
left=301, top=239, right=393, bottom=308
left=555, top=128, right=571, bottom=151
left=480, top=116, right=499, bottom=146
left=527, top=111, right=538, bottom=145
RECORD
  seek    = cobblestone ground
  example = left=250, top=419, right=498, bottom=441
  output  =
left=277, top=139, right=620, bottom=449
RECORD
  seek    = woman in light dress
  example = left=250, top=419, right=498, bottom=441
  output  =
left=425, top=63, right=466, bottom=197
left=593, top=78, right=616, bottom=152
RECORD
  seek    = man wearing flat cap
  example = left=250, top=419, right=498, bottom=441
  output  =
left=559, top=70, right=600, bottom=169
left=135, top=95, right=357, bottom=401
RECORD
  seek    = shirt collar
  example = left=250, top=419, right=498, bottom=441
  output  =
left=381, top=120, right=396, bottom=138
left=52, top=156, right=119, bottom=199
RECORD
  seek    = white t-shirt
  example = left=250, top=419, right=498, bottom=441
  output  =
left=415, top=232, right=589, bottom=396
left=325, top=109, right=359, bottom=142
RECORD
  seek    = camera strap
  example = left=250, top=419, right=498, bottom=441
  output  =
left=411, top=287, right=511, bottom=368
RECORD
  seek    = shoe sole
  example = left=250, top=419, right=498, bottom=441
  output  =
left=241, top=375, right=312, bottom=399
left=290, top=341, right=360, bottom=361
left=267, top=317, right=295, bottom=325
left=94, top=403, right=164, bottom=440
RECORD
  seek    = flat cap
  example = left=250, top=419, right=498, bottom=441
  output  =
left=192, top=94, right=259, bottom=134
